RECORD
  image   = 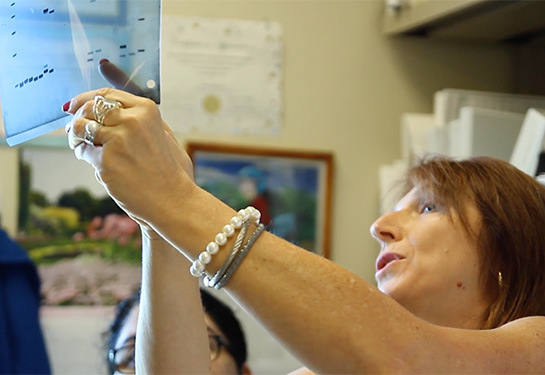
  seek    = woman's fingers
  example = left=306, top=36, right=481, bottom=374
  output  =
left=67, top=128, right=83, bottom=150
left=73, top=138, right=103, bottom=168
left=98, top=59, right=147, bottom=97
left=65, top=88, right=154, bottom=149
left=68, top=114, right=120, bottom=150
left=63, top=87, right=146, bottom=115
left=64, top=87, right=113, bottom=114
left=65, top=86, right=194, bottom=226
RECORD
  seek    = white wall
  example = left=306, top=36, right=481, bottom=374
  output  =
left=162, top=0, right=516, bottom=283
left=3, top=0, right=518, bottom=373
left=41, top=307, right=113, bottom=375
left=0, top=0, right=518, bottom=281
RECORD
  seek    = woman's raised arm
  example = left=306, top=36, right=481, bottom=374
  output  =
left=65, top=88, right=545, bottom=374
left=137, top=229, right=210, bottom=374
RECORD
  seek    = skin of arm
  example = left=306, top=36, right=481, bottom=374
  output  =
left=65, top=88, right=545, bottom=374
left=137, top=227, right=211, bottom=375
left=149, top=179, right=545, bottom=374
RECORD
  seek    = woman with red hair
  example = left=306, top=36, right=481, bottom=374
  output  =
left=65, top=88, right=545, bottom=374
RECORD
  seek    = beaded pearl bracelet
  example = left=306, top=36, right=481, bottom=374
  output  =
left=213, top=223, right=266, bottom=289
left=189, top=206, right=261, bottom=277
left=204, top=219, right=250, bottom=288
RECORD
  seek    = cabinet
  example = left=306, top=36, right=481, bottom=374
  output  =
left=383, top=0, right=545, bottom=43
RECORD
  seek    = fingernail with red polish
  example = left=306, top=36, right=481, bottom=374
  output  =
left=62, top=100, right=71, bottom=112
left=99, top=58, right=109, bottom=65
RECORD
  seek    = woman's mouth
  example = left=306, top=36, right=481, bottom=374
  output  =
left=375, top=252, right=404, bottom=272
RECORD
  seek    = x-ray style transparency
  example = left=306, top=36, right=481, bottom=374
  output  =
left=0, top=0, right=161, bottom=146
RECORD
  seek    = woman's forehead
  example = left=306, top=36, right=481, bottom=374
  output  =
left=397, top=187, right=426, bottom=206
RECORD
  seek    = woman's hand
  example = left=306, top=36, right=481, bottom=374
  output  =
left=65, top=87, right=194, bottom=226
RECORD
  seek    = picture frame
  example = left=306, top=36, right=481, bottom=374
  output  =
left=13, top=146, right=142, bottom=307
left=186, top=142, right=334, bottom=258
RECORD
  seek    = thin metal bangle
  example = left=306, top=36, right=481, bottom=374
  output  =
left=206, top=219, right=251, bottom=288
left=215, top=223, right=266, bottom=289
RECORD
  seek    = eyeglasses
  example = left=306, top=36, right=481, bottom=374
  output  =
left=108, top=343, right=135, bottom=374
left=209, top=334, right=233, bottom=362
left=108, top=335, right=233, bottom=374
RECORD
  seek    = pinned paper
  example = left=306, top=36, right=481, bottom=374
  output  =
left=161, top=16, right=284, bottom=136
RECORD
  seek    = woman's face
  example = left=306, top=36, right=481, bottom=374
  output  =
left=111, top=306, right=247, bottom=375
left=112, top=304, right=138, bottom=375
left=370, top=187, right=489, bottom=328
left=205, top=314, right=249, bottom=375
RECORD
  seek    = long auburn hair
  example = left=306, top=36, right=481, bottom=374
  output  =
left=406, top=156, right=545, bottom=329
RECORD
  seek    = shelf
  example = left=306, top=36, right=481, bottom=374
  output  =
left=383, top=0, right=545, bottom=43
left=0, top=129, right=68, bottom=149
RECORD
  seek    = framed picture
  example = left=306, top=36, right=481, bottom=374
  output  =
left=186, top=142, right=334, bottom=258
left=14, top=146, right=142, bottom=307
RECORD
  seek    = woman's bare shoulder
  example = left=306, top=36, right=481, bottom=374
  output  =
left=498, top=315, right=545, bottom=329
left=490, top=315, right=545, bottom=345
left=445, top=316, right=545, bottom=373
left=284, top=318, right=545, bottom=375
left=489, top=316, right=545, bottom=372
left=400, top=316, right=545, bottom=374
left=494, top=315, right=545, bottom=342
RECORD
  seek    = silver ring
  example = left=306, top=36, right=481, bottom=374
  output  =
left=84, top=120, right=101, bottom=146
left=93, top=95, right=122, bottom=124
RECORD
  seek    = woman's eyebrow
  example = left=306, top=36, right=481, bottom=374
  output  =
left=206, top=326, right=229, bottom=343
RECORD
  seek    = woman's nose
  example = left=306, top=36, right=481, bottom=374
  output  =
left=370, top=212, right=401, bottom=243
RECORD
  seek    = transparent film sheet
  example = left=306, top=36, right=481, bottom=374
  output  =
left=0, top=0, right=161, bottom=146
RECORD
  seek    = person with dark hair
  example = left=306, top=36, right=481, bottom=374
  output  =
left=66, top=87, right=545, bottom=374
left=106, top=288, right=250, bottom=375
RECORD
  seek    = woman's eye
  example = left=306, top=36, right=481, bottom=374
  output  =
left=421, top=203, right=437, bottom=213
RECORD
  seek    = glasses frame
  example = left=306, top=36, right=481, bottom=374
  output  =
left=108, top=343, right=136, bottom=374
left=209, top=334, right=235, bottom=361
left=108, top=334, right=234, bottom=374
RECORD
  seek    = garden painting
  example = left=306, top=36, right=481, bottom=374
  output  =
left=16, top=147, right=141, bottom=306
left=187, top=142, right=333, bottom=258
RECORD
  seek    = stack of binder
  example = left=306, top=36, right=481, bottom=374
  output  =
left=378, top=89, right=545, bottom=214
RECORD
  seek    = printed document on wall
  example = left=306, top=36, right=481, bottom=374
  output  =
left=161, top=16, right=284, bottom=136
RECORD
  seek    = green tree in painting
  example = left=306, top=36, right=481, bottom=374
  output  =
left=200, top=181, right=246, bottom=210
left=93, top=195, right=124, bottom=217
left=273, top=187, right=317, bottom=249
left=30, top=191, right=50, bottom=207
left=57, top=188, right=97, bottom=222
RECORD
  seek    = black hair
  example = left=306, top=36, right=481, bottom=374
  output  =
left=201, top=289, right=248, bottom=370
left=106, top=289, right=140, bottom=374
left=106, top=288, right=248, bottom=373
